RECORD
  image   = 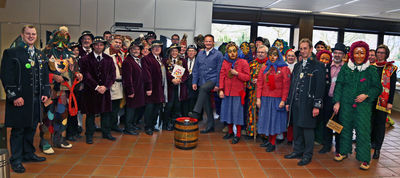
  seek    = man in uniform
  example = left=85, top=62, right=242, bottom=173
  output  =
left=1, top=25, right=50, bottom=173
left=285, top=38, right=325, bottom=166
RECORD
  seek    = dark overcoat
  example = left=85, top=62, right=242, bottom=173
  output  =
left=121, top=55, right=145, bottom=108
left=162, top=58, right=189, bottom=101
left=142, top=53, right=165, bottom=104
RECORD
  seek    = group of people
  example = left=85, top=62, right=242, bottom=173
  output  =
left=1, top=25, right=396, bottom=173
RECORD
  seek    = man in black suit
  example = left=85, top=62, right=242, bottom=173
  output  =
left=285, top=38, right=325, bottom=166
left=182, top=45, right=198, bottom=116
left=1, top=25, right=50, bottom=173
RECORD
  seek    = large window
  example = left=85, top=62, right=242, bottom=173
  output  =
left=384, top=35, right=400, bottom=61
left=212, top=23, right=250, bottom=45
left=312, top=29, right=338, bottom=51
left=344, top=32, right=378, bottom=50
left=257, top=26, right=290, bottom=46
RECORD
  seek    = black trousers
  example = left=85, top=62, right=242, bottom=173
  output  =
left=321, top=96, right=341, bottom=152
left=164, top=85, right=181, bottom=125
left=85, top=112, right=112, bottom=136
left=193, top=81, right=215, bottom=129
left=10, top=97, right=40, bottom=165
left=125, top=106, right=145, bottom=131
left=143, top=103, right=162, bottom=130
left=66, top=115, right=78, bottom=137
left=293, top=124, right=315, bottom=159
left=111, top=99, right=122, bottom=129
left=371, top=107, right=388, bottom=150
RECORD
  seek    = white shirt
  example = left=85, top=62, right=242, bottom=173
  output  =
left=187, top=57, right=196, bottom=74
left=154, top=54, right=162, bottom=66
left=94, top=52, right=103, bottom=61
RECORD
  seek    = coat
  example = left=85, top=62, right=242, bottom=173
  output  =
left=163, top=58, right=189, bottom=101
left=287, top=57, right=326, bottom=128
left=80, top=52, right=116, bottom=114
left=104, top=47, right=124, bottom=100
left=184, top=58, right=197, bottom=99
left=219, top=58, right=250, bottom=96
left=142, top=53, right=165, bottom=104
left=1, top=45, right=50, bottom=128
left=121, top=55, right=145, bottom=108
left=256, top=65, right=291, bottom=101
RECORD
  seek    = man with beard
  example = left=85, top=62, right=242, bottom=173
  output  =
left=78, top=31, right=94, bottom=57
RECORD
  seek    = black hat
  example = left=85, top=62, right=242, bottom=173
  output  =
left=151, top=40, right=163, bottom=48
left=332, top=43, right=347, bottom=53
left=145, top=31, right=157, bottom=40
left=129, top=39, right=142, bottom=50
left=255, top=37, right=264, bottom=42
left=187, top=44, right=197, bottom=51
left=69, top=42, right=79, bottom=49
left=255, top=37, right=270, bottom=48
left=168, top=44, right=181, bottom=54
left=79, top=31, right=94, bottom=44
left=314, top=41, right=327, bottom=49
left=93, top=36, right=106, bottom=44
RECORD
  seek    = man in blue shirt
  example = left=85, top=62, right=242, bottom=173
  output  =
left=189, top=34, right=223, bottom=133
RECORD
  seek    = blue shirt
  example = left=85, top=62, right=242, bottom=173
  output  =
left=192, top=48, right=223, bottom=86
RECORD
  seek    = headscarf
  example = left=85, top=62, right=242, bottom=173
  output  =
left=263, top=46, right=288, bottom=74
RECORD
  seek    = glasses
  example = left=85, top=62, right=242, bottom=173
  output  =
left=257, top=51, right=266, bottom=54
left=377, top=52, right=386, bottom=54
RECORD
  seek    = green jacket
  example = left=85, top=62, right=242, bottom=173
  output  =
left=333, top=62, right=382, bottom=105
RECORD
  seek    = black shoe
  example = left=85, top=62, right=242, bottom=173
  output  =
left=319, top=146, right=331, bottom=154
left=66, top=136, right=76, bottom=142
left=86, top=136, right=93, bottom=144
left=276, top=139, right=284, bottom=145
left=167, top=123, right=174, bottom=131
left=102, top=134, right=116, bottom=141
left=200, top=127, right=214, bottom=134
left=287, top=141, right=293, bottom=145
left=111, top=127, right=123, bottom=133
left=298, top=157, right=312, bottom=166
left=266, top=145, right=276, bottom=152
left=223, top=133, right=234, bottom=140
left=75, top=134, right=82, bottom=139
left=260, top=141, right=271, bottom=148
left=152, top=127, right=160, bottom=132
left=133, top=126, right=140, bottom=131
left=232, top=136, right=240, bottom=144
left=124, top=130, right=139, bottom=135
left=11, top=163, right=25, bottom=173
left=373, top=149, right=380, bottom=159
left=284, top=152, right=303, bottom=159
left=188, top=111, right=201, bottom=119
left=22, top=154, right=46, bottom=162
left=77, top=126, right=83, bottom=134
left=145, top=129, right=153, bottom=135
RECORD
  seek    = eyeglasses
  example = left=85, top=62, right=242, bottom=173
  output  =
left=257, top=51, right=266, bottom=54
left=377, top=52, right=386, bottom=54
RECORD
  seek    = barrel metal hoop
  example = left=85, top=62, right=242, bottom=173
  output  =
left=174, top=138, right=198, bottom=143
left=174, top=127, right=199, bottom=132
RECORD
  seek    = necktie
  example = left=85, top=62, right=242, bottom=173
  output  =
left=97, top=56, right=101, bottom=62
left=28, top=48, right=34, bottom=58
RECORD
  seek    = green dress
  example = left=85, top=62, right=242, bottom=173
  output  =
left=333, top=61, right=382, bottom=163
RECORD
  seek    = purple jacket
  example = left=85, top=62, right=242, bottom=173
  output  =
left=80, top=52, right=116, bottom=114
left=163, top=58, right=189, bottom=101
left=122, top=55, right=145, bottom=108
left=142, top=53, right=165, bottom=104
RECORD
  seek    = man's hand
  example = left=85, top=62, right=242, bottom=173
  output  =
left=387, top=103, right=393, bottom=110
left=172, top=79, right=181, bottom=85
left=279, top=101, right=285, bottom=108
left=128, top=94, right=135, bottom=98
left=354, top=94, right=368, bottom=103
left=213, top=86, right=219, bottom=92
left=41, top=96, right=48, bottom=103
left=256, top=98, right=261, bottom=108
left=75, top=72, right=83, bottom=82
left=14, top=97, right=24, bottom=107
left=97, top=86, right=106, bottom=94
left=146, top=90, right=152, bottom=96
left=53, top=75, right=64, bottom=83
left=219, top=91, right=224, bottom=99
left=312, top=108, right=319, bottom=117
left=286, top=105, right=289, bottom=111
left=192, top=84, right=197, bottom=91
left=333, top=103, right=340, bottom=114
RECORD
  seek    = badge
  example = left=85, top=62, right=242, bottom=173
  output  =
left=299, top=72, right=304, bottom=79
left=30, top=60, right=35, bottom=67
left=25, top=63, right=31, bottom=69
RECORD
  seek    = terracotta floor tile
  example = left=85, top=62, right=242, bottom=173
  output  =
left=263, top=168, right=290, bottom=178
left=125, top=157, right=148, bottom=166
left=194, top=168, right=218, bottom=178
left=286, top=168, right=313, bottom=177
left=143, top=167, right=170, bottom=177
left=279, top=159, right=304, bottom=169
left=304, top=160, right=325, bottom=169
left=36, top=174, right=64, bottom=178
left=241, top=168, right=268, bottom=178
left=107, top=149, right=131, bottom=157
left=172, top=150, right=193, bottom=159
left=86, top=148, right=109, bottom=156
left=194, top=159, right=216, bottom=168
left=23, top=163, right=49, bottom=173
left=237, top=159, right=262, bottom=168
left=171, top=159, right=194, bottom=167
left=308, top=168, right=336, bottom=177
left=193, top=151, right=214, bottom=159
left=254, top=152, right=275, bottom=159
left=101, top=156, right=126, bottom=165
left=231, top=145, right=251, bottom=152
left=151, top=150, right=173, bottom=159
left=67, top=165, right=97, bottom=175
left=10, top=173, right=38, bottom=178
left=169, top=167, right=194, bottom=177
left=118, top=166, right=145, bottom=177
left=63, top=175, right=91, bottom=178
left=234, top=152, right=256, bottom=160
left=214, top=151, right=235, bottom=160
left=92, top=165, right=121, bottom=176
left=41, top=164, right=73, bottom=174
left=218, top=168, right=243, bottom=178
left=215, top=160, right=239, bottom=168
left=77, top=155, right=103, bottom=165
left=147, top=158, right=171, bottom=167
left=258, top=159, right=282, bottom=169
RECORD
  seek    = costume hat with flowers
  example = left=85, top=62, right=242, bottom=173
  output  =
left=349, top=41, right=369, bottom=64
left=180, top=34, right=187, bottom=47
left=168, top=43, right=181, bottom=54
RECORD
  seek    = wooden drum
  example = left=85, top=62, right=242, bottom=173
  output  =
left=174, top=117, right=199, bottom=150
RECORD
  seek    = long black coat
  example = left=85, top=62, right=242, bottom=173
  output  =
left=80, top=52, right=116, bottom=114
left=1, top=45, right=50, bottom=128
left=287, top=57, right=326, bottom=128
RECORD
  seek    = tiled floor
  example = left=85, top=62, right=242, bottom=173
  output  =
left=2, top=101, right=400, bottom=177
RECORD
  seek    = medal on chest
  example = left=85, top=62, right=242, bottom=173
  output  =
left=300, top=72, right=304, bottom=79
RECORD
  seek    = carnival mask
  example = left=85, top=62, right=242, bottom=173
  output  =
left=240, top=43, right=250, bottom=55
left=269, top=51, right=278, bottom=63
left=227, top=46, right=238, bottom=60
left=319, top=53, right=331, bottom=64
left=250, top=43, right=256, bottom=54
left=274, top=40, right=284, bottom=53
left=354, top=47, right=366, bottom=65
left=52, top=30, right=70, bottom=49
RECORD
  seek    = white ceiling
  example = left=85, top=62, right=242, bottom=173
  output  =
left=213, top=0, right=400, bottom=21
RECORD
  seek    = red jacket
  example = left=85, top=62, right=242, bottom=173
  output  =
left=256, top=65, right=290, bottom=101
left=219, top=58, right=250, bottom=96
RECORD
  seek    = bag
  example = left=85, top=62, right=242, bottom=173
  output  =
left=326, top=113, right=343, bottom=134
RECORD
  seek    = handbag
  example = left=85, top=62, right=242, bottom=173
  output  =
left=326, top=113, right=343, bottom=134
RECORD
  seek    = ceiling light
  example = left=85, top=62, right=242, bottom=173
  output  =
left=269, top=8, right=312, bottom=13
left=345, top=0, right=359, bottom=5
left=265, top=0, right=283, bottom=8
left=321, top=4, right=341, bottom=11
left=319, top=12, right=359, bottom=17
left=386, top=8, right=400, bottom=13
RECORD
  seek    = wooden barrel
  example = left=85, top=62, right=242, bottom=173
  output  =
left=174, top=117, right=199, bottom=150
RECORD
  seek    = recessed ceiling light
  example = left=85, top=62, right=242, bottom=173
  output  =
left=345, top=0, right=359, bottom=5
left=269, top=8, right=312, bottom=13
left=386, top=8, right=400, bottom=13
left=321, top=4, right=341, bottom=11
left=319, top=12, right=359, bottom=17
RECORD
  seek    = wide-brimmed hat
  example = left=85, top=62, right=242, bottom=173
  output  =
left=79, top=31, right=94, bottom=44
left=93, top=36, right=106, bottom=44
left=314, top=41, right=327, bottom=49
left=69, top=42, right=79, bottom=49
left=145, top=31, right=157, bottom=40
left=129, top=39, right=142, bottom=50
left=151, top=40, right=163, bottom=48
left=332, top=43, right=347, bottom=53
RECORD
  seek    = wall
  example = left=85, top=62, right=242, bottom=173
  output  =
left=0, top=0, right=213, bottom=99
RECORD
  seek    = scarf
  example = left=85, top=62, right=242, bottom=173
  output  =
left=256, top=57, right=268, bottom=64
left=263, top=47, right=288, bottom=74
left=376, top=61, right=397, bottom=114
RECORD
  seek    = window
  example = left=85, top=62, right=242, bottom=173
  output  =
left=384, top=35, right=400, bottom=61
left=344, top=32, right=378, bottom=50
left=212, top=23, right=250, bottom=46
left=312, top=29, right=338, bottom=51
left=257, top=26, right=290, bottom=46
